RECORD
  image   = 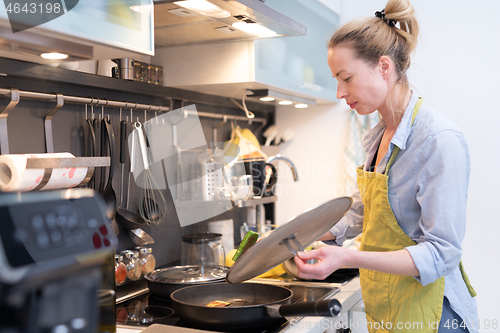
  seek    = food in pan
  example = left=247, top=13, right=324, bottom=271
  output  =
left=206, top=300, right=231, bottom=307
left=232, top=230, right=259, bottom=261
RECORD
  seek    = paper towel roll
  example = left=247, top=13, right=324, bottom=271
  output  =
left=0, top=153, right=88, bottom=192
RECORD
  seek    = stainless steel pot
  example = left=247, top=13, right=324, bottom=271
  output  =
left=144, top=265, right=228, bottom=299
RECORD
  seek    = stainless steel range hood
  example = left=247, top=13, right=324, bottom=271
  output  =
left=153, top=0, right=307, bottom=47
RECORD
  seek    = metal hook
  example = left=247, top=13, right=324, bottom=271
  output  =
left=119, top=107, right=122, bottom=122
left=45, top=93, right=64, bottom=154
left=0, top=88, right=20, bottom=154
left=130, top=108, right=133, bottom=124
left=212, top=115, right=227, bottom=144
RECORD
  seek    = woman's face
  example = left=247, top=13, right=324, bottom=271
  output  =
left=328, top=45, right=389, bottom=115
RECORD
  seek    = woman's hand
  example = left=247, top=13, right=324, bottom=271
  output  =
left=293, top=246, right=353, bottom=280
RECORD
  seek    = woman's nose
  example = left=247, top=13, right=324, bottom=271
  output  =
left=336, top=84, right=347, bottom=100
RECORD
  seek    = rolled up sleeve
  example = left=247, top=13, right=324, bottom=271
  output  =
left=406, top=130, right=469, bottom=286
left=329, top=187, right=364, bottom=246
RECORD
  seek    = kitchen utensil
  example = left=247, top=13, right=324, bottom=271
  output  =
left=170, top=282, right=341, bottom=329
left=142, top=197, right=161, bottom=222
left=101, top=117, right=117, bottom=220
left=226, top=196, right=353, bottom=283
left=145, top=265, right=228, bottom=299
left=115, top=121, right=147, bottom=232
left=181, top=233, right=225, bottom=267
left=128, top=228, right=154, bottom=246
left=263, top=124, right=278, bottom=146
left=134, top=122, right=167, bottom=226
left=119, top=118, right=127, bottom=206
left=86, top=118, right=96, bottom=189
left=244, top=160, right=277, bottom=197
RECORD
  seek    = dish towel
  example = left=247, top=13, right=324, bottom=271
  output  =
left=344, top=111, right=378, bottom=194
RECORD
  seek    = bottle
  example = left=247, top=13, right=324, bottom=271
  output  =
left=114, top=255, right=127, bottom=286
left=137, top=247, right=156, bottom=276
left=121, top=250, right=141, bottom=281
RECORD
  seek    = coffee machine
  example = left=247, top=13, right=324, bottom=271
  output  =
left=0, top=189, right=117, bottom=333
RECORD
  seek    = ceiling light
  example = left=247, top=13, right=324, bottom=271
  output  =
left=130, top=4, right=152, bottom=14
left=41, top=52, right=68, bottom=60
left=295, top=104, right=308, bottom=109
left=279, top=100, right=293, bottom=105
left=260, top=97, right=275, bottom=102
left=232, top=22, right=277, bottom=38
left=174, top=0, right=230, bottom=19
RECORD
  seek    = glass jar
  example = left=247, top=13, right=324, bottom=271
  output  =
left=114, top=255, right=127, bottom=286
left=136, top=247, right=156, bottom=275
left=134, top=61, right=142, bottom=81
left=140, top=63, right=149, bottom=82
left=121, top=250, right=141, bottom=281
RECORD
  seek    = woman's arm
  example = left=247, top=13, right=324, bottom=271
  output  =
left=294, top=246, right=419, bottom=280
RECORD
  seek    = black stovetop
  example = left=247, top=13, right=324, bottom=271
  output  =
left=116, top=268, right=359, bottom=333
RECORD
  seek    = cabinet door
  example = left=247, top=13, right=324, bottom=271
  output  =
left=0, top=0, right=154, bottom=56
left=254, top=0, right=340, bottom=102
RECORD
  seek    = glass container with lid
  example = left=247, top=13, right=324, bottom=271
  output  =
left=121, top=250, right=141, bottom=281
left=181, top=233, right=225, bottom=267
left=115, top=255, right=127, bottom=286
left=136, top=247, right=156, bottom=275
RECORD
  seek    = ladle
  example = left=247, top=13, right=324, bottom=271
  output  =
left=114, top=117, right=149, bottom=244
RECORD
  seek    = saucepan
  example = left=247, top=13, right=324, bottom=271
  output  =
left=144, top=265, right=228, bottom=299
left=170, top=282, right=341, bottom=329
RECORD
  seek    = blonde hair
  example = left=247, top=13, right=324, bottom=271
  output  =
left=329, top=0, right=419, bottom=120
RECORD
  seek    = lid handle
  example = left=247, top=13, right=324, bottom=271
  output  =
left=279, top=234, right=304, bottom=256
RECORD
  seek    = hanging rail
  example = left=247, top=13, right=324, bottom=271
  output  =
left=0, top=88, right=268, bottom=124
left=0, top=88, right=171, bottom=112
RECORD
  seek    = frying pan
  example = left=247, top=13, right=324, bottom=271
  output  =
left=170, top=282, right=341, bottom=329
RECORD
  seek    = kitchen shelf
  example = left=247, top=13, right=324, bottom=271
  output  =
left=174, top=195, right=277, bottom=209
left=0, top=57, right=274, bottom=114
left=237, top=195, right=277, bottom=207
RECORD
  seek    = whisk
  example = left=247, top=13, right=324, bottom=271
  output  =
left=133, top=121, right=167, bottom=226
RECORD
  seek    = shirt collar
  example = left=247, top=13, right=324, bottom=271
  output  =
left=362, top=92, right=419, bottom=154
left=391, top=92, right=419, bottom=151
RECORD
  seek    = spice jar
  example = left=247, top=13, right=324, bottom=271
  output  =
left=115, top=255, right=127, bottom=286
left=121, top=250, right=141, bottom=281
left=137, top=247, right=156, bottom=275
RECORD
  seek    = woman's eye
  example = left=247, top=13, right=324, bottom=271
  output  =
left=344, top=77, right=351, bottom=82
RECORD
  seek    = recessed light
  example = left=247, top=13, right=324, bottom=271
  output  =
left=260, top=97, right=275, bottom=102
left=174, top=0, right=230, bottom=18
left=41, top=52, right=68, bottom=60
left=232, top=22, right=277, bottom=38
left=295, top=103, right=308, bottom=109
left=279, top=100, right=293, bottom=105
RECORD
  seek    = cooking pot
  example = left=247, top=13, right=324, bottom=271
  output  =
left=144, top=265, right=228, bottom=299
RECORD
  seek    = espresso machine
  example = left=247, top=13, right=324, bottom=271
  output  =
left=0, top=189, right=116, bottom=333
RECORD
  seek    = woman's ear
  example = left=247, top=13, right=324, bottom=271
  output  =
left=379, top=55, right=392, bottom=79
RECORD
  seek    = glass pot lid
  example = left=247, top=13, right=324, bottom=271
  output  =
left=145, top=265, right=228, bottom=284
left=226, top=196, right=353, bottom=284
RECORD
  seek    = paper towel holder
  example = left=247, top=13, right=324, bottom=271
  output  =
left=0, top=88, right=20, bottom=155
left=26, top=156, right=110, bottom=191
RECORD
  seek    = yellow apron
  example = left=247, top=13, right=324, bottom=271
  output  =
left=357, top=98, right=475, bottom=333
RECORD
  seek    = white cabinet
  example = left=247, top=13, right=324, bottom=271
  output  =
left=0, top=0, right=154, bottom=64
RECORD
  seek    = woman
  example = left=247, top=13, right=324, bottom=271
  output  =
left=293, top=0, right=478, bottom=332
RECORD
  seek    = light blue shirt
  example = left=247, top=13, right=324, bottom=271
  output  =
left=330, top=93, right=478, bottom=332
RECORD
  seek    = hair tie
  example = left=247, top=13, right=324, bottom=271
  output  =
left=375, top=9, right=397, bottom=27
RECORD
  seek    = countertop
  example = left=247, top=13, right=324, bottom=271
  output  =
left=116, top=276, right=362, bottom=333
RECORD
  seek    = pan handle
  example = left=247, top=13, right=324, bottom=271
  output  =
left=266, top=299, right=341, bottom=318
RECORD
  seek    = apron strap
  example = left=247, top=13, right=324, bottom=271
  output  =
left=459, top=260, right=477, bottom=297
left=384, top=97, right=423, bottom=175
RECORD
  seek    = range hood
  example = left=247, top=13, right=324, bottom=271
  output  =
left=153, top=0, right=307, bottom=46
